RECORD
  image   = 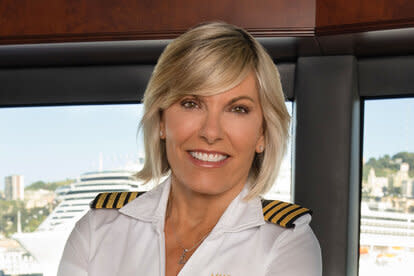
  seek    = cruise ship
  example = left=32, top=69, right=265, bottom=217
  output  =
left=359, top=202, right=414, bottom=276
left=13, top=170, right=152, bottom=276
left=360, top=202, right=414, bottom=248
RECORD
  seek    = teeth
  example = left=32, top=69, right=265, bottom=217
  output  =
left=190, top=151, right=228, bottom=162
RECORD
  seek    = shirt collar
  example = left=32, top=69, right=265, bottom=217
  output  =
left=209, top=184, right=265, bottom=238
left=119, top=176, right=265, bottom=235
left=119, top=176, right=171, bottom=232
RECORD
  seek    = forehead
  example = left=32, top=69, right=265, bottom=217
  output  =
left=198, top=72, right=260, bottom=102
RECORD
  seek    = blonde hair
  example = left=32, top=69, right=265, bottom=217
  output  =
left=136, top=22, right=290, bottom=200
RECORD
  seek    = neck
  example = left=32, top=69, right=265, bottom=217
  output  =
left=166, top=174, right=245, bottom=231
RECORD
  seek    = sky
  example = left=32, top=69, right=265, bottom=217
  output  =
left=0, top=104, right=144, bottom=189
left=0, top=98, right=413, bottom=190
left=363, top=98, right=414, bottom=161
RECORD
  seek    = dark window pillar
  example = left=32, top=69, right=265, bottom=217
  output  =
left=294, top=56, right=360, bottom=276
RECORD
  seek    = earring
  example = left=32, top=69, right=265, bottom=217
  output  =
left=160, top=130, right=163, bottom=137
left=259, top=145, right=264, bottom=152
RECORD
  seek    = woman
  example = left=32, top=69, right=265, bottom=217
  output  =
left=57, top=22, right=321, bottom=276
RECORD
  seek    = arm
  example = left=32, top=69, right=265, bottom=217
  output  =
left=265, top=224, right=322, bottom=276
left=57, top=211, right=92, bottom=276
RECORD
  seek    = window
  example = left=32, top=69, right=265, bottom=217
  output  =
left=0, top=101, right=294, bottom=275
left=359, top=98, right=414, bottom=276
left=263, top=101, right=294, bottom=202
left=0, top=104, right=143, bottom=276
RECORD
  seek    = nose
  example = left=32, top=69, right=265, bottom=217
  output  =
left=199, top=111, right=224, bottom=144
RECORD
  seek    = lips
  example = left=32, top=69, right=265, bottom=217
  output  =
left=189, top=151, right=228, bottom=162
left=187, top=150, right=230, bottom=167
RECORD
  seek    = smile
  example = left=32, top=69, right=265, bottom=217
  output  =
left=189, top=151, right=229, bottom=162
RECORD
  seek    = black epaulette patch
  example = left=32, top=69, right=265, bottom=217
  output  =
left=261, top=199, right=312, bottom=228
left=90, top=191, right=145, bottom=209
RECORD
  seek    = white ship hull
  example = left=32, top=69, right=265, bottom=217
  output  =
left=13, top=170, right=150, bottom=276
left=14, top=229, right=73, bottom=276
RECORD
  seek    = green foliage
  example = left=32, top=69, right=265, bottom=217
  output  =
left=363, top=152, right=414, bottom=182
left=25, top=181, right=47, bottom=190
left=21, top=206, right=51, bottom=232
left=26, top=179, right=74, bottom=191
left=0, top=199, right=56, bottom=237
left=0, top=178, right=70, bottom=237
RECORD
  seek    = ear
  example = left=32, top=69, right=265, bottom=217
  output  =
left=255, top=133, right=265, bottom=153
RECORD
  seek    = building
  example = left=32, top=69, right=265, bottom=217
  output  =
left=394, top=163, right=414, bottom=198
left=0, top=238, right=42, bottom=275
left=4, top=175, right=24, bottom=201
left=366, top=168, right=388, bottom=197
left=24, top=189, right=55, bottom=209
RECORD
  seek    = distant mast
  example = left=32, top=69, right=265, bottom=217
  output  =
left=17, top=210, right=22, bottom=233
left=99, top=152, right=103, bottom=172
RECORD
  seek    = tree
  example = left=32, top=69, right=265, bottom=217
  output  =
left=393, top=152, right=414, bottom=177
left=26, top=179, right=74, bottom=191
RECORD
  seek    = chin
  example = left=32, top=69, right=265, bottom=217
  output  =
left=174, top=172, right=243, bottom=197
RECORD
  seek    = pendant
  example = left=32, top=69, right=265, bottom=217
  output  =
left=178, top=248, right=189, bottom=264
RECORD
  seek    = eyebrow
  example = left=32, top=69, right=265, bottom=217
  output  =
left=228, top=96, right=255, bottom=105
left=186, top=95, right=255, bottom=104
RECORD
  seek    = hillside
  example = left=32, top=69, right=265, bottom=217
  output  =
left=363, top=151, right=414, bottom=181
left=25, top=179, right=75, bottom=191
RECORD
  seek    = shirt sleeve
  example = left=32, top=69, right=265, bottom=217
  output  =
left=265, top=223, right=322, bottom=276
left=57, top=211, right=92, bottom=276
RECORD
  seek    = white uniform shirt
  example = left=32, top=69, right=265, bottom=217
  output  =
left=57, top=177, right=322, bottom=276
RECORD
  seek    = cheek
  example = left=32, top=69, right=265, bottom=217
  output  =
left=164, top=111, right=200, bottom=146
left=224, top=116, right=263, bottom=150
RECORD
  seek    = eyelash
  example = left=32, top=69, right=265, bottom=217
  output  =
left=232, top=105, right=249, bottom=114
left=180, top=99, right=199, bottom=109
left=180, top=99, right=250, bottom=114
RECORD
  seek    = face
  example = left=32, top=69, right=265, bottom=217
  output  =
left=160, top=72, right=265, bottom=197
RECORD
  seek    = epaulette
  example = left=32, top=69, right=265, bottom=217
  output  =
left=90, top=191, right=145, bottom=209
left=261, top=199, right=312, bottom=228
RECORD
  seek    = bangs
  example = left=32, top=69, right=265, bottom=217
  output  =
left=157, top=28, right=258, bottom=108
left=164, top=65, right=255, bottom=107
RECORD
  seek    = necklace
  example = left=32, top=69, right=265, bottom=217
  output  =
left=166, top=192, right=214, bottom=264
left=171, top=224, right=213, bottom=264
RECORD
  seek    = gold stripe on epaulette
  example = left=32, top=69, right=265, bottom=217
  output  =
left=128, top=191, right=139, bottom=203
left=279, top=207, right=310, bottom=228
left=116, top=192, right=129, bottom=208
left=90, top=191, right=145, bottom=209
left=262, top=200, right=281, bottom=213
left=264, top=201, right=290, bottom=221
left=269, top=204, right=300, bottom=224
left=95, top=193, right=108, bottom=209
left=106, top=192, right=118, bottom=208
left=261, top=199, right=312, bottom=228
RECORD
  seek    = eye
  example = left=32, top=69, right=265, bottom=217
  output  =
left=180, top=99, right=199, bottom=109
left=232, top=105, right=249, bottom=114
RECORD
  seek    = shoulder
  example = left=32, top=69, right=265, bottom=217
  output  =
left=263, top=221, right=322, bottom=275
left=258, top=200, right=321, bottom=275
left=258, top=199, right=315, bottom=255
left=73, top=191, right=147, bottom=233
left=261, top=199, right=312, bottom=229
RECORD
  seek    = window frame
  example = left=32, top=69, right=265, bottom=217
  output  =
left=2, top=31, right=414, bottom=276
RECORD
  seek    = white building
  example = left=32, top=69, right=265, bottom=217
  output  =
left=367, top=168, right=388, bottom=197
left=25, top=189, right=55, bottom=209
left=396, top=163, right=414, bottom=198
left=0, top=238, right=42, bottom=275
left=4, top=175, right=24, bottom=201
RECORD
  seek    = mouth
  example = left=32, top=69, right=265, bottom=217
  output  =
left=187, top=150, right=230, bottom=163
